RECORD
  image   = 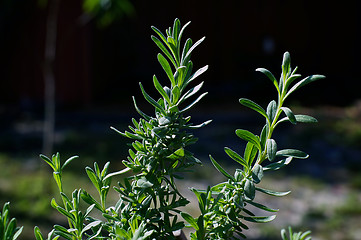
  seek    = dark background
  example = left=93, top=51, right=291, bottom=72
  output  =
left=1, top=0, right=360, bottom=113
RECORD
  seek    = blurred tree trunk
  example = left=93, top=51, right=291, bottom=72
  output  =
left=42, top=0, right=60, bottom=156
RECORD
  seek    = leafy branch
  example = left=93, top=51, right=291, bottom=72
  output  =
left=182, top=52, right=324, bottom=239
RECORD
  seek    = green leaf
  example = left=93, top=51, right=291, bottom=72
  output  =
left=179, top=81, right=204, bottom=103
left=151, top=36, right=176, bottom=68
left=245, top=200, right=279, bottom=212
left=266, top=100, right=277, bottom=123
left=39, top=154, right=54, bottom=170
left=224, top=147, right=248, bottom=169
left=281, top=107, right=297, bottom=124
left=86, top=167, right=100, bottom=192
left=239, top=98, right=268, bottom=120
left=5, top=218, right=16, bottom=239
left=139, top=82, right=167, bottom=116
left=252, top=164, right=263, bottom=184
left=285, top=74, right=325, bottom=99
left=167, top=148, right=185, bottom=160
left=244, top=142, right=258, bottom=166
left=132, top=97, right=151, bottom=121
left=183, top=37, right=205, bottom=63
left=180, top=92, right=208, bottom=113
left=181, top=38, right=193, bottom=65
left=151, top=26, right=167, bottom=44
left=235, top=129, right=261, bottom=151
left=178, top=21, right=191, bottom=45
left=34, top=226, right=44, bottom=240
left=171, top=85, right=181, bottom=104
left=277, top=114, right=318, bottom=125
left=282, top=52, right=291, bottom=77
left=81, top=220, right=102, bottom=235
left=263, top=157, right=293, bottom=171
left=295, top=114, right=318, bottom=123
left=266, top=139, right=277, bottom=161
left=62, top=156, right=79, bottom=170
left=276, top=149, right=308, bottom=159
left=281, top=228, right=288, bottom=240
left=186, top=119, right=212, bottom=129
left=181, top=212, right=199, bottom=230
left=157, top=54, right=175, bottom=85
left=185, top=65, right=208, bottom=87
left=153, top=75, right=171, bottom=104
left=260, top=124, right=269, bottom=151
left=244, top=179, right=255, bottom=200
left=244, top=215, right=276, bottom=223
left=256, top=187, right=291, bottom=197
left=256, top=68, right=279, bottom=91
left=209, top=155, right=235, bottom=181
left=172, top=18, right=181, bottom=42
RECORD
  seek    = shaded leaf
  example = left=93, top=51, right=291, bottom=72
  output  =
left=256, top=187, right=291, bottom=197
left=236, top=129, right=261, bottom=151
left=266, top=139, right=277, bottom=161
left=281, top=107, right=297, bottom=124
left=239, top=98, right=268, bottom=120
left=276, top=149, right=308, bottom=159
left=244, top=179, right=255, bottom=200
left=244, top=215, right=276, bottom=223
left=209, top=155, right=235, bottom=181
left=256, top=68, right=279, bottom=91
left=252, top=164, right=263, bottom=184
left=263, top=157, right=293, bottom=171
left=224, top=147, right=248, bottom=169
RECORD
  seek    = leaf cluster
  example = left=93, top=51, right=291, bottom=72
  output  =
left=0, top=203, right=23, bottom=240
left=281, top=227, right=312, bottom=240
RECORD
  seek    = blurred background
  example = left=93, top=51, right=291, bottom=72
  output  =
left=0, top=0, right=361, bottom=239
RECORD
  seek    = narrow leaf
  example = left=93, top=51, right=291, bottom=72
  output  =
left=244, top=215, right=276, bottom=223
left=139, top=82, right=167, bottom=116
left=132, top=96, right=151, bottom=121
left=62, top=156, right=79, bottom=170
left=285, top=74, right=325, bottom=99
left=256, top=187, right=291, bottom=197
left=157, top=54, right=175, bottom=85
left=256, top=68, right=279, bottom=91
left=209, top=155, right=235, bottom=181
left=239, top=98, right=268, bottom=120
left=281, top=107, right=297, bottom=124
left=183, top=37, right=205, bottom=62
left=181, top=212, right=199, bottom=230
left=151, top=36, right=176, bottom=68
left=245, top=200, right=279, bottom=212
left=180, top=92, right=208, bottom=113
left=224, top=147, right=248, bottom=169
left=276, top=149, right=308, bottom=159
left=235, top=129, right=261, bottom=151
left=153, top=75, right=171, bottom=104
left=263, top=157, right=293, bottom=171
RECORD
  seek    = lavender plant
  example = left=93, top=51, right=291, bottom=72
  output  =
left=180, top=52, right=324, bottom=239
left=0, top=18, right=324, bottom=240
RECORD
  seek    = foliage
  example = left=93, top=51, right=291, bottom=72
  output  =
left=179, top=50, right=324, bottom=239
left=281, top=227, right=312, bottom=240
left=0, top=202, right=23, bottom=240
left=0, top=18, right=324, bottom=240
